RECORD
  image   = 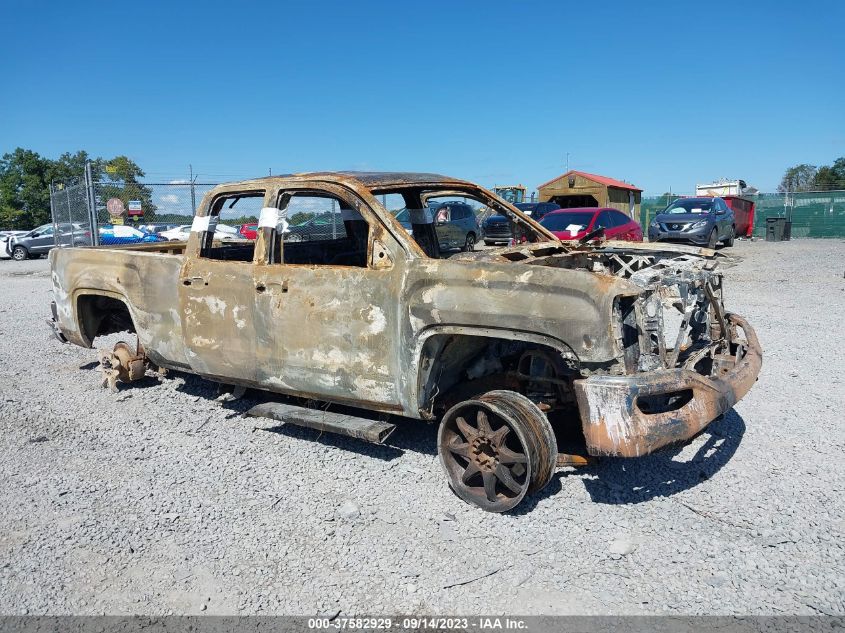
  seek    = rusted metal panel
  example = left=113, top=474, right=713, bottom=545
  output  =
left=574, top=313, right=762, bottom=457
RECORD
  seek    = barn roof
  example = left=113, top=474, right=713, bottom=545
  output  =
left=538, top=170, right=642, bottom=192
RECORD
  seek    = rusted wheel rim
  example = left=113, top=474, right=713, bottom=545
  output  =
left=438, top=399, right=532, bottom=512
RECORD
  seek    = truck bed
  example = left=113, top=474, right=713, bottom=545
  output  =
left=49, top=244, right=191, bottom=369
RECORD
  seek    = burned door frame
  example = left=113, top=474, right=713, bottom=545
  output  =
left=250, top=180, right=407, bottom=412
left=178, top=185, right=269, bottom=382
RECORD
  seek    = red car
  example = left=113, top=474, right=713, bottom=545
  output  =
left=238, top=223, right=258, bottom=240
left=539, top=207, right=643, bottom=242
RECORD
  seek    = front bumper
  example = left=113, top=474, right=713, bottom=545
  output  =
left=483, top=227, right=512, bottom=243
left=573, top=313, right=761, bottom=457
left=648, top=224, right=711, bottom=244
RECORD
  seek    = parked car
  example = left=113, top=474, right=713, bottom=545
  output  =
left=0, top=231, right=29, bottom=259
left=238, top=223, right=258, bottom=240
left=482, top=214, right=513, bottom=245
left=159, top=224, right=240, bottom=242
left=540, top=208, right=643, bottom=242
left=158, top=225, right=192, bottom=241
left=5, top=223, right=90, bottom=260
left=392, top=201, right=442, bottom=233
left=432, top=201, right=479, bottom=251
left=648, top=197, right=735, bottom=248
left=285, top=213, right=346, bottom=242
left=98, top=225, right=167, bottom=245
left=214, top=223, right=240, bottom=239
left=393, top=202, right=479, bottom=251
left=137, top=223, right=180, bottom=235
left=514, top=202, right=561, bottom=221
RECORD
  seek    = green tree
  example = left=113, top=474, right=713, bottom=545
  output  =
left=778, top=164, right=818, bottom=192
left=0, top=148, right=53, bottom=228
left=0, top=148, right=159, bottom=229
left=289, top=211, right=316, bottom=225
left=813, top=157, right=845, bottom=190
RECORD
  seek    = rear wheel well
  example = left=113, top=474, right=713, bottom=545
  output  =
left=77, top=294, right=136, bottom=346
left=417, top=333, right=580, bottom=417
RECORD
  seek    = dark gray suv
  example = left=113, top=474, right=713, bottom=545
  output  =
left=394, top=202, right=479, bottom=252
left=648, top=197, right=735, bottom=248
left=6, top=223, right=90, bottom=260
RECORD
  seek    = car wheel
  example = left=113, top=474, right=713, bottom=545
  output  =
left=437, top=390, right=557, bottom=513
left=725, top=225, right=735, bottom=247
left=707, top=228, right=718, bottom=249
left=11, top=246, right=28, bottom=261
left=287, top=233, right=303, bottom=242
left=463, top=233, right=476, bottom=252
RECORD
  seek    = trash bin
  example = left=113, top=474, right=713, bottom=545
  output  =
left=765, top=217, right=791, bottom=242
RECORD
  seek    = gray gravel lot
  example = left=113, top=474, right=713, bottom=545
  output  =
left=0, top=239, right=843, bottom=616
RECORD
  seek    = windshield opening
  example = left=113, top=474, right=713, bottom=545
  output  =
left=372, top=184, right=553, bottom=258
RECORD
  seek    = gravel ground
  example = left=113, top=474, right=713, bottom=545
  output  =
left=0, top=239, right=843, bottom=616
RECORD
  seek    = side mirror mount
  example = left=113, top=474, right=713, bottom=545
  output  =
left=370, top=238, right=394, bottom=270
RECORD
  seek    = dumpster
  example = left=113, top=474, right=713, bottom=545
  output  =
left=723, top=196, right=755, bottom=237
left=765, top=217, right=792, bottom=242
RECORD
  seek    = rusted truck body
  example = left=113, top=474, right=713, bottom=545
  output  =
left=49, top=172, right=761, bottom=512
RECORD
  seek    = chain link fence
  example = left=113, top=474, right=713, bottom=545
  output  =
left=50, top=180, right=95, bottom=247
left=91, top=181, right=219, bottom=245
left=49, top=166, right=221, bottom=247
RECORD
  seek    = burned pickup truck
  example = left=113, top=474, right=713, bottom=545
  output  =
left=49, top=172, right=761, bottom=512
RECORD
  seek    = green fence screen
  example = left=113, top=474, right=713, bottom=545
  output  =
left=639, top=191, right=845, bottom=238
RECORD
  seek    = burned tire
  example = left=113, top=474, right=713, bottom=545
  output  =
left=437, top=390, right=557, bottom=512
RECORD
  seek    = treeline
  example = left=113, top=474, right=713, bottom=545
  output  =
left=0, top=148, right=151, bottom=230
left=779, top=157, right=845, bottom=193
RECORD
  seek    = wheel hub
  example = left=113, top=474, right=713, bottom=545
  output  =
left=470, top=435, right=498, bottom=470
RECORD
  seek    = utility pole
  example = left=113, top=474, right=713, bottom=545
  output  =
left=566, top=153, right=570, bottom=172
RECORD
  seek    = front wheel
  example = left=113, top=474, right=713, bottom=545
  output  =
left=11, top=246, right=28, bottom=261
left=463, top=233, right=476, bottom=252
left=724, top=226, right=735, bottom=247
left=707, top=228, right=718, bottom=249
left=437, top=390, right=557, bottom=512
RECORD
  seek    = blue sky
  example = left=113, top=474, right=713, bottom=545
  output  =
left=1, top=0, right=842, bottom=194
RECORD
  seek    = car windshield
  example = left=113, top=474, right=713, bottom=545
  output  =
left=665, top=199, right=713, bottom=214
left=540, top=212, right=595, bottom=231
